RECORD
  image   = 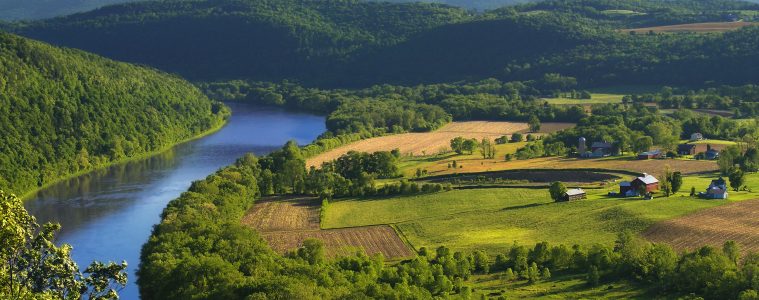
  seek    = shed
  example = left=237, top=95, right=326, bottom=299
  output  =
left=637, top=150, right=662, bottom=160
left=562, top=188, right=587, bottom=202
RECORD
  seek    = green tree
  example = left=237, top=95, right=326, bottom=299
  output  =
left=510, top=133, right=524, bottom=143
left=1, top=190, right=127, bottom=299
left=296, top=239, right=325, bottom=265
left=671, top=172, right=683, bottom=194
left=462, top=139, right=478, bottom=155
left=450, top=137, right=465, bottom=154
left=729, top=167, right=745, bottom=191
left=529, top=115, right=541, bottom=132
left=549, top=181, right=567, bottom=202
left=723, top=241, right=741, bottom=265
left=633, top=136, right=654, bottom=153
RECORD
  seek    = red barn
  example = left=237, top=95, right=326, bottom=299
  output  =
left=619, top=174, right=659, bottom=196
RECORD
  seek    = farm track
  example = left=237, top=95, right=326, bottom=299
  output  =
left=243, top=197, right=415, bottom=259
left=643, top=199, right=759, bottom=254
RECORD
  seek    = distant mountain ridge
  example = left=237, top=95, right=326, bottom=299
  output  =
left=9, top=0, right=759, bottom=88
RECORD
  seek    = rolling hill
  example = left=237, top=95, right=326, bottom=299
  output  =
left=0, top=31, right=228, bottom=196
left=8, top=0, right=759, bottom=87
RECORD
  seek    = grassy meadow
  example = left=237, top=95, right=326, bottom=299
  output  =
left=325, top=172, right=759, bottom=255
left=542, top=86, right=659, bottom=105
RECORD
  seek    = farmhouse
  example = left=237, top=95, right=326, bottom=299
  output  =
left=561, top=188, right=587, bottom=202
left=690, top=133, right=704, bottom=141
left=700, top=177, right=729, bottom=199
left=637, top=150, right=662, bottom=160
left=619, top=173, right=659, bottom=196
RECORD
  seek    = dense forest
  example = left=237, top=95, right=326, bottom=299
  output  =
left=0, top=32, right=228, bottom=196
left=7, top=0, right=759, bottom=87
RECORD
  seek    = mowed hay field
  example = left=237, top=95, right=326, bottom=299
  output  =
left=306, top=121, right=574, bottom=167
left=242, top=197, right=414, bottom=259
left=643, top=199, right=759, bottom=254
left=624, top=21, right=756, bottom=33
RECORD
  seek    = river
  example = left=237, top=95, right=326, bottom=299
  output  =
left=23, top=103, right=326, bottom=299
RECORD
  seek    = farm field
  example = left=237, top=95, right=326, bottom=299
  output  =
left=643, top=199, right=759, bottom=254
left=471, top=273, right=651, bottom=299
left=406, top=155, right=719, bottom=178
left=541, top=86, right=659, bottom=105
left=624, top=21, right=757, bottom=33
left=242, top=197, right=414, bottom=259
left=324, top=172, right=758, bottom=255
left=306, top=121, right=573, bottom=167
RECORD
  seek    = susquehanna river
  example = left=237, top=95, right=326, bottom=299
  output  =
left=23, top=103, right=326, bottom=299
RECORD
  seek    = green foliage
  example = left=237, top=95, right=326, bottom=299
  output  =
left=528, top=115, right=541, bottom=132
left=0, top=32, right=227, bottom=196
left=729, top=167, right=746, bottom=191
left=549, top=181, right=567, bottom=202
left=0, top=190, right=127, bottom=299
left=14, top=0, right=759, bottom=87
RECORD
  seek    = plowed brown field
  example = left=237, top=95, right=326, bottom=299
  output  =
left=306, top=121, right=573, bottom=167
left=243, top=197, right=414, bottom=259
left=643, top=199, right=759, bottom=254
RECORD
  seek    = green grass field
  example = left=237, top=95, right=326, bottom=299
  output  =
left=542, top=86, right=660, bottom=105
left=471, top=273, right=654, bottom=299
left=325, top=172, right=758, bottom=255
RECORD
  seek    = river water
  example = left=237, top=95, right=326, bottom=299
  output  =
left=23, top=103, right=326, bottom=299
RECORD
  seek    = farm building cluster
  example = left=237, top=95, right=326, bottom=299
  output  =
left=577, top=134, right=721, bottom=160
left=699, top=177, right=729, bottom=199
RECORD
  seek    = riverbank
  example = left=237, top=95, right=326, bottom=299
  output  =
left=20, top=113, right=230, bottom=201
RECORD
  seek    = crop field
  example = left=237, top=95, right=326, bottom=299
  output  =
left=408, top=156, right=718, bottom=178
left=423, top=169, right=623, bottom=184
left=624, top=21, right=756, bottom=33
left=242, top=197, right=414, bottom=259
left=324, top=172, right=758, bottom=255
left=262, top=226, right=414, bottom=259
left=643, top=199, right=759, bottom=254
left=306, top=121, right=574, bottom=167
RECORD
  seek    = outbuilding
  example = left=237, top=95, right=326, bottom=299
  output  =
left=619, top=173, right=659, bottom=196
left=637, top=150, right=662, bottom=160
left=562, top=188, right=587, bottom=202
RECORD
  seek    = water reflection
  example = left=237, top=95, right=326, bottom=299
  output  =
left=24, top=103, right=326, bottom=300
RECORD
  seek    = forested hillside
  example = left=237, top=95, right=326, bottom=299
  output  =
left=9, top=0, right=759, bottom=88
left=0, top=31, right=228, bottom=196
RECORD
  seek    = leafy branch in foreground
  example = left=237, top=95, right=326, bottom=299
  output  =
left=1, top=190, right=127, bottom=300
